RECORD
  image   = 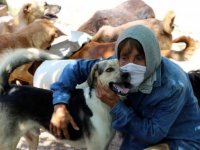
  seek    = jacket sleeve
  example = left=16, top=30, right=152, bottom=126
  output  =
left=110, top=81, right=187, bottom=144
left=51, top=59, right=100, bottom=105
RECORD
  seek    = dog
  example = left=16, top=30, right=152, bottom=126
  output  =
left=0, top=18, right=64, bottom=85
left=70, top=35, right=196, bottom=61
left=0, top=19, right=62, bottom=51
left=92, top=10, right=175, bottom=50
left=78, top=0, right=155, bottom=35
left=0, top=1, right=61, bottom=34
left=91, top=10, right=197, bottom=59
left=33, top=35, right=197, bottom=89
left=0, top=48, right=131, bottom=150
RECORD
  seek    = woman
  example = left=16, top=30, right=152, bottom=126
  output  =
left=50, top=25, right=200, bottom=149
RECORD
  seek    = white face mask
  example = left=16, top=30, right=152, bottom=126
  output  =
left=121, top=63, right=146, bottom=87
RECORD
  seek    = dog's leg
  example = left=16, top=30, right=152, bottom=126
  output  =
left=0, top=114, right=22, bottom=150
left=9, top=63, right=34, bottom=85
left=84, top=126, right=115, bottom=150
left=0, top=138, right=20, bottom=150
left=23, top=128, right=40, bottom=150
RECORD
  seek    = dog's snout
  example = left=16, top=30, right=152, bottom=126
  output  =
left=121, top=71, right=130, bottom=79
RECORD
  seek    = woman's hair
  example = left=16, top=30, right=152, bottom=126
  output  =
left=117, top=38, right=145, bottom=59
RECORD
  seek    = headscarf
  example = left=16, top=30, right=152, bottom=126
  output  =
left=115, top=25, right=161, bottom=93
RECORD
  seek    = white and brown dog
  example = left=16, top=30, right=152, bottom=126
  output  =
left=0, top=48, right=132, bottom=150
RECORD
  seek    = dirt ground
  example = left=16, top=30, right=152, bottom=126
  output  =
left=17, top=132, right=123, bottom=150
left=10, top=0, right=200, bottom=149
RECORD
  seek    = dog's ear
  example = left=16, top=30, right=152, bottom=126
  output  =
left=87, top=63, right=99, bottom=88
left=55, top=28, right=66, bottom=37
left=163, top=10, right=175, bottom=34
left=23, top=3, right=32, bottom=14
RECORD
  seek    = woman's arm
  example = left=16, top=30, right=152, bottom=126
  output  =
left=51, top=59, right=100, bottom=104
left=49, top=58, right=100, bottom=138
left=111, top=82, right=186, bottom=144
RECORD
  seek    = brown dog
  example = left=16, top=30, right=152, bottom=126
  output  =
left=0, top=19, right=64, bottom=85
left=13, top=35, right=196, bottom=86
left=78, top=0, right=155, bottom=35
left=92, top=10, right=175, bottom=50
left=70, top=41, right=115, bottom=59
left=0, top=1, right=61, bottom=34
left=69, top=35, right=196, bottom=60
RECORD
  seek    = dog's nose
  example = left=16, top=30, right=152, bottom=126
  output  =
left=121, top=71, right=130, bottom=79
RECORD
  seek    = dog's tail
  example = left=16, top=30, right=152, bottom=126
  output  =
left=161, top=36, right=196, bottom=61
left=188, top=70, right=200, bottom=105
left=0, top=48, right=62, bottom=93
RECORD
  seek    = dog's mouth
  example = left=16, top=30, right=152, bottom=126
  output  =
left=43, top=13, right=58, bottom=19
left=109, top=82, right=131, bottom=96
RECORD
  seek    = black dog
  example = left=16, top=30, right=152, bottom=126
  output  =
left=0, top=48, right=131, bottom=150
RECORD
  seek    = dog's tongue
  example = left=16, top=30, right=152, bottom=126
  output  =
left=113, top=84, right=129, bottom=95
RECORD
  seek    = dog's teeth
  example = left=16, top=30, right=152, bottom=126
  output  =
left=113, top=84, right=130, bottom=95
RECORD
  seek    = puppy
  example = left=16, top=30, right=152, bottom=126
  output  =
left=0, top=1, right=61, bottom=34
left=0, top=18, right=64, bottom=85
left=0, top=48, right=131, bottom=150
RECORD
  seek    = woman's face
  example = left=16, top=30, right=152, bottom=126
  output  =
left=119, top=42, right=146, bottom=67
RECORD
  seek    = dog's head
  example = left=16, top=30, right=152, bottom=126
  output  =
left=87, top=59, right=132, bottom=96
left=19, top=1, right=61, bottom=23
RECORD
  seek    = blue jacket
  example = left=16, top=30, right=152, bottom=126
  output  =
left=51, top=57, right=200, bottom=149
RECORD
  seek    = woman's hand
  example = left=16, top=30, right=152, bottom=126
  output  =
left=49, top=104, right=79, bottom=139
left=95, top=79, right=120, bottom=107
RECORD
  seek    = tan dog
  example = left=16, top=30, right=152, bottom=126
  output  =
left=0, top=19, right=61, bottom=51
left=0, top=1, right=61, bottom=34
left=0, top=19, right=64, bottom=85
left=92, top=10, right=175, bottom=50
left=162, top=35, right=197, bottom=61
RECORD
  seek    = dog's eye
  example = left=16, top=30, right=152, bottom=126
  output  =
left=105, top=67, right=114, bottom=72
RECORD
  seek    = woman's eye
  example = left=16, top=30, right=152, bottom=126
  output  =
left=106, top=67, right=114, bottom=72
left=121, top=56, right=128, bottom=61
left=135, top=55, right=145, bottom=61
